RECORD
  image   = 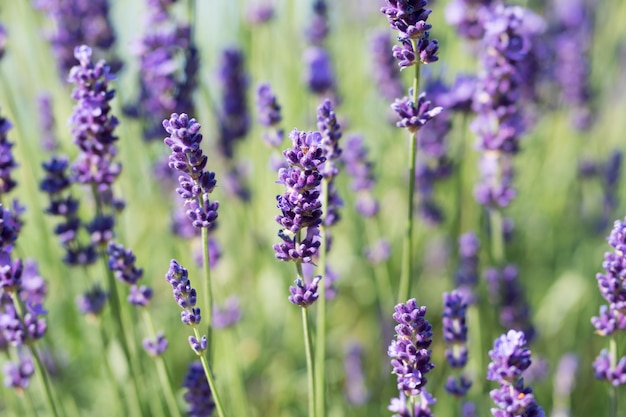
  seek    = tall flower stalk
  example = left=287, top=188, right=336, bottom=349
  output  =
left=381, top=0, right=440, bottom=302
left=163, top=113, right=219, bottom=348
left=274, top=129, right=326, bottom=417
left=592, top=217, right=626, bottom=416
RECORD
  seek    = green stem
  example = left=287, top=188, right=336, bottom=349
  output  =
left=302, top=307, right=316, bottom=417
left=101, top=256, right=145, bottom=416
left=141, top=310, right=182, bottom=417
left=29, top=346, right=61, bottom=417
left=489, top=208, right=505, bottom=266
left=226, top=330, right=250, bottom=417
left=315, top=179, right=329, bottom=417
left=609, top=336, right=618, bottom=417
left=192, top=328, right=227, bottom=417
left=398, top=46, right=421, bottom=304
left=201, top=227, right=214, bottom=353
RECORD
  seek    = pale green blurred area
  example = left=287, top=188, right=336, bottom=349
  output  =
left=0, top=0, right=625, bottom=416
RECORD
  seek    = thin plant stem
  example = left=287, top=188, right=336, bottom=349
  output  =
left=315, top=178, right=329, bottom=417
left=398, top=46, right=421, bottom=303
left=368, top=218, right=395, bottom=314
left=101, top=256, right=146, bottom=417
left=141, top=309, right=182, bottom=417
left=98, top=318, right=131, bottom=416
left=489, top=208, right=505, bottom=265
left=201, top=227, right=214, bottom=352
left=225, top=330, right=250, bottom=417
left=609, top=336, right=618, bottom=417
left=192, top=328, right=227, bottom=417
left=302, top=307, right=316, bottom=417
left=29, top=346, right=59, bottom=417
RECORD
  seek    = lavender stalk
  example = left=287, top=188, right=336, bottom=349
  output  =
left=381, top=0, right=440, bottom=302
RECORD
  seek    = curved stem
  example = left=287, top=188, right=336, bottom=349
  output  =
left=193, top=328, right=227, bottom=417
left=30, top=345, right=61, bottom=417
left=315, top=179, right=329, bottom=417
left=302, top=307, right=316, bottom=417
left=398, top=47, right=421, bottom=304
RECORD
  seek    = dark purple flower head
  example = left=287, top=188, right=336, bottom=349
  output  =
left=442, top=291, right=469, bottom=368
left=490, top=379, right=545, bottom=417
left=445, top=374, right=472, bottom=397
left=20, top=260, right=48, bottom=306
left=389, top=390, right=436, bottom=417
left=183, top=361, right=215, bottom=417
left=128, top=285, right=153, bottom=307
left=34, top=0, right=119, bottom=76
left=0, top=259, right=22, bottom=293
left=77, top=283, right=108, bottom=316
left=445, top=0, right=494, bottom=41
left=106, top=242, right=143, bottom=286
left=256, top=83, right=283, bottom=128
left=381, top=0, right=432, bottom=41
left=593, top=349, right=626, bottom=386
left=288, top=276, right=321, bottom=307
left=188, top=335, right=208, bottom=354
left=143, top=331, right=168, bottom=356
left=3, top=358, right=34, bottom=391
left=392, top=90, right=442, bottom=133
left=217, top=47, right=250, bottom=159
left=163, top=113, right=219, bottom=230
left=487, top=330, right=531, bottom=384
left=303, top=47, right=335, bottom=95
left=455, top=232, right=480, bottom=303
left=0, top=110, right=17, bottom=195
left=388, top=299, right=434, bottom=396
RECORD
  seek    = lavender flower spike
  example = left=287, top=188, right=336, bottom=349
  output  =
left=388, top=299, right=434, bottom=397
left=0, top=109, right=18, bottom=196
left=163, top=113, right=219, bottom=230
left=487, top=330, right=545, bottom=417
left=183, top=361, right=215, bottom=417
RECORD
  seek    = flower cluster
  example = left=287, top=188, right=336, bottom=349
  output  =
left=288, top=276, right=321, bottom=308
left=392, top=90, right=442, bottom=134
left=388, top=299, right=435, bottom=399
left=487, top=330, right=545, bottom=417
left=212, top=296, right=241, bottom=329
left=445, top=0, right=495, bottom=41
left=68, top=45, right=122, bottom=232
left=165, top=259, right=207, bottom=354
left=380, top=0, right=439, bottom=68
left=303, top=46, right=336, bottom=97
left=592, top=217, right=626, bottom=385
left=163, top=113, right=219, bottom=230
left=34, top=0, right=119, bottom=76
left=256, top=83, right=284, bottom=148
left=274, top=129, right=325, bottom=264
left=183, top=361, right=215, bottom=417
left=0, top=109, right=17, bottom=196
left=131, top=0, right=197, bottom=140
left=305, top=0, right=329, bottom=45
left=471, top=5, right=537, bottom=209
left=442, top=292, right=472, bottom=399
left=107, top=242, right=153, bottom=307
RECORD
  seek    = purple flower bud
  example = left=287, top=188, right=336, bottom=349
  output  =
left=128, top=285, right=153, bottom=307
left=143, top=332, right=168, bottom=356
left=288, top=276, right=322, bottom=307
left=212, top=296, right=241, bottom=329
left=392, top=90, right=442, bottom=133
left=76, top=284, right=108, bottom=316
left=3, top=358, right=34, bottom=391
left=107, top=242, right=143, bottom=285
left=303, top=47, right=335, bottom=95
left=188, top=335, right=208, bottom=354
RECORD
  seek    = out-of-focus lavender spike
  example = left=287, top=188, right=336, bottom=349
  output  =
left=246, top=3, right=275, bottom=25
left=370, top=30, right=404, bottom=101
left=0, top=109, right=17, bottom=196
left=343, top=342, right=369, bottom=406
left=131, top=0, right=197, bottom=140
left=217, top=48, right=250, bottom=159
left=305, top=0, right=329, bottom=45
left=183, top=361, right=215, bottom=417
left=36, top=94, right=59, bottom=152
left=212, top=295, right=241, bottom=329
left=445, top=0, right=495, bottom=41
left=303, top=46, right=336, bottom=98
left=34, top=0, right=120, bottom=76
left=342, top=134, right=379, bottom=218
left=0, top=24, right=6, bottom=60
left=485, top=264, right=535, bottom=342
left=256, top=83, right=284, bottom=148
left=455, top=232, right=480, bottom=303
left=3, top=358, right=34, bottom=390
left=143, top=331, right=168, bottom=357
left=550, top=0, right=594, bottom=131
left=77, top=283, right=108, bottom=316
